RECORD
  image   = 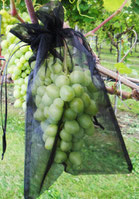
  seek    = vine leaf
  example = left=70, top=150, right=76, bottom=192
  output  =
left=103, top=0, right=130, bottom=12
left=16, top=0, right=21, bottom=4
left=114, top=62, right=132, bottom=74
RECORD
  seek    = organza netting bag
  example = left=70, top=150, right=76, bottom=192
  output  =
left=10, top=2, right=132, bottom=199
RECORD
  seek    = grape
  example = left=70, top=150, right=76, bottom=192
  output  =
left=60, top=140, right=72, bottom=152
left=15, top=50, right=23, bottom=59
left=22, top=12, right=30, bottom=21
left=31, top=84, right=37, bottom=96
left=72, top=84, right=84, bottom=97
left=60, top=85, right=75, bottom=102
left=14, top=99, right=23, bottom=108
left=12, top=74, right=18, bottom=80
left=46, top=84, right=60, bottom=99
left=53, top=63, right=62, bottom=74
left=53, top=98, right=64, bottom=108
left=13, top=90, right=21, bottom=98
left=25, top=51, right=33, bottom=60
left=21, top=46, right=30, bottom=53
left=54, top=150, right=67, bottom=163
left=18, top=78, right=24, bottom=86
left=60, top=129, right=72, bottom=142
left=73, top=127, right=84, bottom=141
left=83, top=69, right=92, bottom=86
left=37, top=86, right=46, bottom=97
left=23, top=95, right=26, bottom=101
left=50, top=74, right=55, bottom=82
left=44, top=106, right=49, bottom=118
left=41, top=120, right=50, bottom=132
left=64, top=108, right=77, bottom=120
left=21, top=84, right=27, bottom=92
left=73, top=66, right=83, bottom=71
left=85, top=100, right=98, bottom=116
left=69, top=152, right=82, bottom=166
left=34, top=109, right=45, bottom=121
left=21, top=72, right=27, bottom=78
left=45, top=78, right=52, bottom=86
left=22, top=102, right=26, bottom=112
left=42, top=93, right=53, bottom=106
left=35, top=95, right=42, bottom=107
left=37, top=103, right=44, bottom=110
left=49, top=104, right=63, bottom=122
left=21, top=88, right=26, bottom=95
left=70, top=98, right=84, bottom=114
left=77, top=114, right=92, bottom=129
left=87, top=82, right=97, bottom=93
left=37, top=66, right=46, bottom=80
left=45, top=137, right=55, bottom=150
left=24, top=77, right=29, bottom=84
left=7, top=67, right=13, bottom=74
left=81, top=93, right=91, bottom=108
left=42, top=133, right=48, bottom=142
left=25, top=69, right=30, bottom=75
left=35, top=77, right=44, bottom=87
left=64, top=120, right=80, bottom=135
left=55, top=75, right=70, bottom=87
left=1, top=40, right=8, bottom=49
left=44, top=124, right=58, bottom=137
left=72, top=140, right=83, bottom=151
left=85, top=123, right=95, bottom=136
left=69, top=71, right=84, bottom=84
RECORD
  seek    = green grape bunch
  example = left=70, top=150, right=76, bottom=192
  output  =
left=32, top=56, right=98, bottom=169
left=1, top=12, right=32, bottom=111
left=0, top=10, right=18, bottom=35
left=1, top=29, right=32, bottom=111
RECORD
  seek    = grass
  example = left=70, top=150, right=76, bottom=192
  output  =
left=0, top=86, right=139, bottom=199
left=0, top=107, right=139, bottom=199
left=98, top=43, right=139, bottom=79
left=96, top=43, right=139, bottom=114
left=0, top=45, right=139, bottom=199
left=106, top=82, right=139, bottom=114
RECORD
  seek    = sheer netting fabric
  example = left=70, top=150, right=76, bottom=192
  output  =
left=10, top=2, right=132, bottom=199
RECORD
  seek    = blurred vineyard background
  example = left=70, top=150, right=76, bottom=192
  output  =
left=0, top=0, right=139, bottom=198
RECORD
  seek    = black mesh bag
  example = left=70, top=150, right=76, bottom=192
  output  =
left=10, top=2, right=132, bottom=199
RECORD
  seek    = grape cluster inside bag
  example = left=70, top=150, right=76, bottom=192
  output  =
left=10, top=2, right=132, bottom=199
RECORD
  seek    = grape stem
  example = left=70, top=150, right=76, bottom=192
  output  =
left=63, top=40, right=68, bottom=75
left=85, top=0, right=128, bottom=37
left=10, top=0, right=25, bottom=23
left=24, top=0, right=38, bottom=24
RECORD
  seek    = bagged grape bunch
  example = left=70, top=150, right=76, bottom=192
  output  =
left=10, top=2, right=132, bottom=199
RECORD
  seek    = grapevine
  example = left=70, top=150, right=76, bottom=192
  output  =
left=77, top=0, right=95, bottom=19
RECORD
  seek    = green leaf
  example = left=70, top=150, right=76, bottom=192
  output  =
left=114, top=63, right=132, bottom=74
left=16, top=0, right=21, bottom=4
left=133, top=6, right=139, bottom=14
left=103, top=0, right=129, bottom=11
left=135, top=0, right=139, bottom=6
